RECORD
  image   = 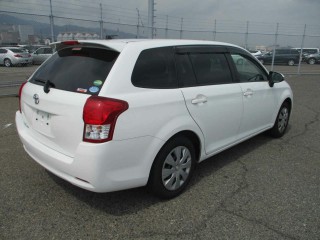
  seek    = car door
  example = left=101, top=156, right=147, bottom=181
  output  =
left=33, top=48, right=44, bottom=64
left=175, top=46, right=243, bottom=155
left=229, top=51, right=277, bottom=139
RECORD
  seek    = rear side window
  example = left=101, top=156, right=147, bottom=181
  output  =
left=131, top=47, right=177, bottom=89
left=29, top=47, right=119, bottom=95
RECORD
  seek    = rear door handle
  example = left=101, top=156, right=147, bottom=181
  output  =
left=191, top=94, right=207, bottom=104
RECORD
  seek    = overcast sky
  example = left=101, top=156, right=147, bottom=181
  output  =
left=1, top=0, right=320, bottom=47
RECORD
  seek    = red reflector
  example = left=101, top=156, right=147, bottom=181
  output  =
left=83, top=96, right=128, bottom=143
left=19, top=82, right=27, bottom=113
left=62, top=40, right=79, bottom=45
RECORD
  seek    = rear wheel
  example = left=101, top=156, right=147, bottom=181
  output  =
left=288, top=59, right=295, bottom=66
left=269, top=102, right=290, bottom=138
left=4, top=59, right=12, bottom=67
left=147, top=136, right=196, bottom=199
left=308, top=58, right=316, bottom=65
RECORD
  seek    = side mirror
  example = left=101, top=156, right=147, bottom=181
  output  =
left=268, top=71, right=284, bottom=87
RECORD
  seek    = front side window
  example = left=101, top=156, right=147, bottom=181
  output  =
left=189, top=53, right=233, bottom=85
left=231, top=54, right=267, bottom=82
left=131, top=47, right=177, bottom=89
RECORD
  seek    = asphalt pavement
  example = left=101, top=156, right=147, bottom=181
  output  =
left=0, top=74, right=319, bottom=239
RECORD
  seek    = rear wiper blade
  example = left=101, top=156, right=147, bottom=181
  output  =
left=34, top=78, right=55, bottom=93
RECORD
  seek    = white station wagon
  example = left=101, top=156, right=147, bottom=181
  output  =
left=16, top=39, right=293, bottom=198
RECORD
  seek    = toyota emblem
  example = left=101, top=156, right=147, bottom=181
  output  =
left=33, top=94, right=39, bottom=104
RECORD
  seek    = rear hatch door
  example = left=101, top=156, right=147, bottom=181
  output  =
left=20, top=44, right=119, bottom=157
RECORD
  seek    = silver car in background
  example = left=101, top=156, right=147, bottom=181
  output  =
left=0, top=47, right=33, bottom=67
left=32, top=47, right=54, bottom=65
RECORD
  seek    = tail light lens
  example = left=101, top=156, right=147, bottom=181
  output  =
left=18, top=82, right=27, bottom=113
left=83, top=96, right=128, bottom=143
left=14, top=54, right=23, bottom=58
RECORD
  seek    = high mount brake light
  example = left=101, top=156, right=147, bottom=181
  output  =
left=83, top=96, right=128, bottom=143
left=62, top=40, right=80, bottom=45
left=18, top=82, right=27, bottom=113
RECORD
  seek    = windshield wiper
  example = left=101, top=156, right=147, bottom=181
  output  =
left=34, top=78, right=55, bottom=93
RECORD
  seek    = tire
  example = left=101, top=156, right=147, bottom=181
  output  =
left=288, top=59, right=295, bottom=66
left=147, top=136, right=196, bottom=199
left=4, top=59, right=12, bottom=67
left=269, top=102, right=290, bottom=138
left=308, top=58, right=316, bottom=65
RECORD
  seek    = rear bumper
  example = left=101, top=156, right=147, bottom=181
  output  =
left=15, top=111, right=164, bottom=192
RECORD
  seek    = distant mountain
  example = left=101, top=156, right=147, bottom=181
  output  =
left=0, top=13, right=138, bottom=40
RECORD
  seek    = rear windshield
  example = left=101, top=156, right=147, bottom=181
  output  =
left=29, top=46, right=119, bottom=95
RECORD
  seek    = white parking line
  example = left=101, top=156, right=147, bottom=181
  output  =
left=2, top=123, right=13, bottom=130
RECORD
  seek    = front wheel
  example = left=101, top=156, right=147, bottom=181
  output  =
left=269, top=102, right=290, bottom=138
left=147, top=136, right=196, bottom=199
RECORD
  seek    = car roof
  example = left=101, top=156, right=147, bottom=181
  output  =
left=52, top=39, right=241, bottom=53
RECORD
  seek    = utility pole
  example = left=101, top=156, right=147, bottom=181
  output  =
left=49, top=0, right=54, bottom=42
left=148, top=0, right=155, bottom=39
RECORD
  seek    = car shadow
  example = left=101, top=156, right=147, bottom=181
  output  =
left=47, top=132, right=276, bottom=216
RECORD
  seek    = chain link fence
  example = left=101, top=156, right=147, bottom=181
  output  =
left=1, top=4, right=320, bottom=96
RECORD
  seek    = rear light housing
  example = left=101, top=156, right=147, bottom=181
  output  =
left=83, top=96, right=128, bottom=143
left=62, top=40, right=80, bottom=45
left=18, top=82, right=27, bottom=113
left=14, top=54, right=23, bottom=58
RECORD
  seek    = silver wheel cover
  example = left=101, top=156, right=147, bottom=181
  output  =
left=278, top=107, right=289, bottom=133
left=162, top=146, right=192, bottom=191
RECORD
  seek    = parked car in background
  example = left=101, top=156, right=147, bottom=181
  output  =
left=16, top=39, right=293, bottom=198
left=249, top=50, right=263, bottom=57
left=0, top=47, right=32, bottom=67
left=305, top=53, right=320, bottom=64
left=256, top=48, right=300, bottom=66
left=292, top=48, right=319, bottom=61
left=32, top=47, right=54, bottom=65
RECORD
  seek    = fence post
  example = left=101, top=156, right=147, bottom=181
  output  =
left=298, top=24, right=307, bottom=74
left=180, top=18, right=183, bottom=39
left=245, top=21, right=249, bottom=49
left=136, top=8, right=140, bottom=38
left=165, top=15, right=168, bottom=39
left=213, top=19, right=216, bottom=41
left=271, top=22, right=279, bottom=71
left=99, top=3, right=103, bottom=39
left=49, top=0, right=55, bottom=42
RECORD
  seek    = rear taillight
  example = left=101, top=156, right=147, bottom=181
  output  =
left=83, top=96, right=128, bottom=143
left=14, top=54, right=23, bottom=58
left=18, top=82, right=27, bottom=113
